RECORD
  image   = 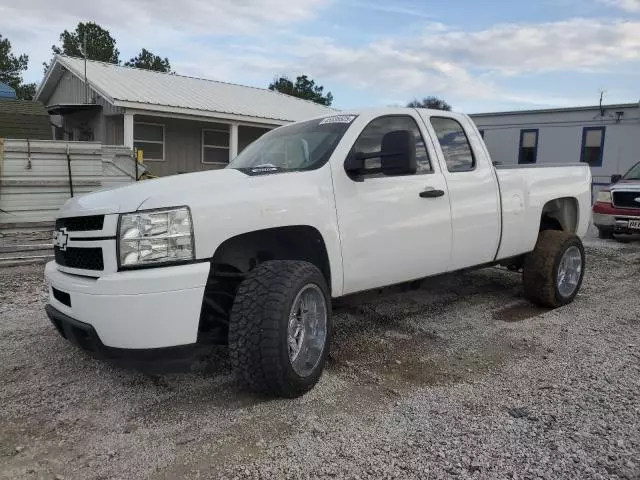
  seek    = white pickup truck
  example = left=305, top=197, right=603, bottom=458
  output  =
left=45, top=108, right=591, bottom=397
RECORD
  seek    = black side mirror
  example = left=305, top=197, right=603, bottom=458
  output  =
left=344, top=154, right=365, bottom=177
left=611, top=174, right=622, bottom=184
left=345, top=129, right=417, bottom=178
left=380, top=130, right=417, bottom=176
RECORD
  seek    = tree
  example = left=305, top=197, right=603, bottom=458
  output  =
left=0, top=35, right=37, bottom=100
left=46, top=22, right=119, bottom=70
left=406, top=96, right=452, bottom=111
left=13, top=83, right=36, bottom=100
left=125, top=48, right=171, bottom=73
left=269, top=75, right=333, bottom=106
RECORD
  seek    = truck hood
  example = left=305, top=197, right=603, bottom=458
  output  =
left=612, top=180, right=640, bottom=188
left=58, top=169, right=248, bottom=217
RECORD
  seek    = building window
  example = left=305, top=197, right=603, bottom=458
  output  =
left=202, top=123, right=230, bottom=164
left=518, top=129, right=538, bottom=164
left=430, top=117, right=475, bottom=172
left=238, top=126, right=271, bottom=153
left=581, top=126, right=605, bottom=167
left=134, top=123, right=165, bottom=161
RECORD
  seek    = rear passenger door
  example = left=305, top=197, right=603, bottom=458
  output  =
left=332, top=113, right=452, bottom=295
left=421, top=114, right=501, bottom=271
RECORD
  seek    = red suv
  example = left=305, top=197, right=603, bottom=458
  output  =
left=593, top=161, right=640, bottom=239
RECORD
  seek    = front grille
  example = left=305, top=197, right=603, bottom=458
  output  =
left=52, top=287, right=71, bottom=307
left=55, top=215, right=105, bottom=232
left=612, top=191, right=640, bottom=209
left=54, top=247, right=104, bottom=271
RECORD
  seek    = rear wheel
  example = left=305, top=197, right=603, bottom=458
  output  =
left=228, top=260, right=331, bottom=397
left=523, top=230, right=585, bottom=308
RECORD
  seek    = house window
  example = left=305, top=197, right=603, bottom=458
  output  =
left=581, top=126, right=605, bottom=167
left=134, top=123, right=165, bottom=161
left=238, top=126, right=271, bottom=153
left=202, top=123, right=230, bottom=164
left=518, top=129, right=538, bottom=164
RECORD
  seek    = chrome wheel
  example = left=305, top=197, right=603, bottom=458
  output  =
left=557, top=245, right=582, bottom=298
left=287, top=284, right=327, bottom=377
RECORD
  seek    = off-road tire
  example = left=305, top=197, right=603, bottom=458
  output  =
left=598, top=228, right=614, bottom=240
left=228, top=260, right=331, bottom=397
left=523, top=230, right=585, bottom=308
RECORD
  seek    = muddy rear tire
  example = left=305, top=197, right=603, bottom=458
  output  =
left=228, top=260, right=331, bottom=398
left=523, top=230, right=585, bottom=308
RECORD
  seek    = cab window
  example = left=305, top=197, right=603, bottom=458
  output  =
left=430, top=117, right=475, bottom=172
left=351, top=115, right=432, bottom=175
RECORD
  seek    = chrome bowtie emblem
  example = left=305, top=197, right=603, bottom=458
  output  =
left=53, top=227, right=69, bottom=251
left=635, top=197, right=640, bottom=203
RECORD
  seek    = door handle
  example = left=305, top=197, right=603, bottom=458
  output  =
left=419, top=188, right=445, bottom=198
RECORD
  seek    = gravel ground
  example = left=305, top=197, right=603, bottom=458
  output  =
left=1, top=233, right=639, bottom=480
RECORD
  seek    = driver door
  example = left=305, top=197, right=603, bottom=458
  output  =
left=332, top=113, right=452, bottom=295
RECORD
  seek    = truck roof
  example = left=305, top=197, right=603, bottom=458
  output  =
left=309, top=107, right=467, bottom=124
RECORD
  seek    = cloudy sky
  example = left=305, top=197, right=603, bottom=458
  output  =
left=1, top=0, right=639, bottom=112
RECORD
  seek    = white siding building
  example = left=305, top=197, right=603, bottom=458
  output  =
left=471, top=103, right=640, bottom=199
left=34, top=55, right=335, bottom=177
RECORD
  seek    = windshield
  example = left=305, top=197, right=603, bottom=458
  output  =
left=228, top=116, right=355, bottom=173
left=623, top=162, right=640, bottom=180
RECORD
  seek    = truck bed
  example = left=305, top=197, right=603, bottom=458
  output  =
left=494, top=163, right=592, bottom=260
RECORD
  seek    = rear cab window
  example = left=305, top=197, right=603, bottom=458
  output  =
left=430, top=117, right=475, bottom=172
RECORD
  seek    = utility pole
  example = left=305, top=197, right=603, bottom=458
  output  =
left=82, top=35, right=88, bottom=103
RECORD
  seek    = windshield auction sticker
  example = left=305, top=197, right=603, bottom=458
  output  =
left=319, top=115, right=357, bottom=125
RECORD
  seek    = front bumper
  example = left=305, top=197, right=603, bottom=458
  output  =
left=44, top=260, right=210, bottom=350
left=592, top=213, right=640, bottom=233
left=45, top=304, right=198, bottom=369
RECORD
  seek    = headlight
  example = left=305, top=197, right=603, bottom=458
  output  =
left=596, top=191, right=612, bottom=203
left=118, top=207, right=194, bottom=268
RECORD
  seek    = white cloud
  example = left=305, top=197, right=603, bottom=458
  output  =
left=347, top=1, right=434, bottom=19
left=241, top=18, right=640, bottom=102
left=0, top=0, right=329, bottom=81
left=282, top=37, right=498, bottom=99
left=422, top=19, right=640, bottom=73
left=0, top=0, right=328, bottom=34
left=1, top=1, right=639, bottom=109
left=602, top=0, right=640, bottom=12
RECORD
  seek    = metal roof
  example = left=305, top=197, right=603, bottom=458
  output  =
left=0, top=99, right=51, bottom=139
left=470, top=102, right=640, bottom=117
left=36, top=55, right=335, bottom=124
left=0, top=82, right=16, bottom=99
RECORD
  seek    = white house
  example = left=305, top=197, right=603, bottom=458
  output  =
left=471, top=102, right=640, bottom=197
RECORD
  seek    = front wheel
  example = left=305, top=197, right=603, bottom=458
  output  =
left=523, top=230, right=585, bottom=308
left=228, top=260, right=331, bottom=398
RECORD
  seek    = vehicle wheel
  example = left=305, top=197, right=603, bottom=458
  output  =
left=228, top=260, right=331, bottom=397
left=523, top=230, right=585, bottom=308
left=598, top=228, right=614, bottom=239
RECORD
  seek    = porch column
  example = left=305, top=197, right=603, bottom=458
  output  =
left=123, top=111, right=134, bottom=148
left=229, top=123, right=239, bottom=161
